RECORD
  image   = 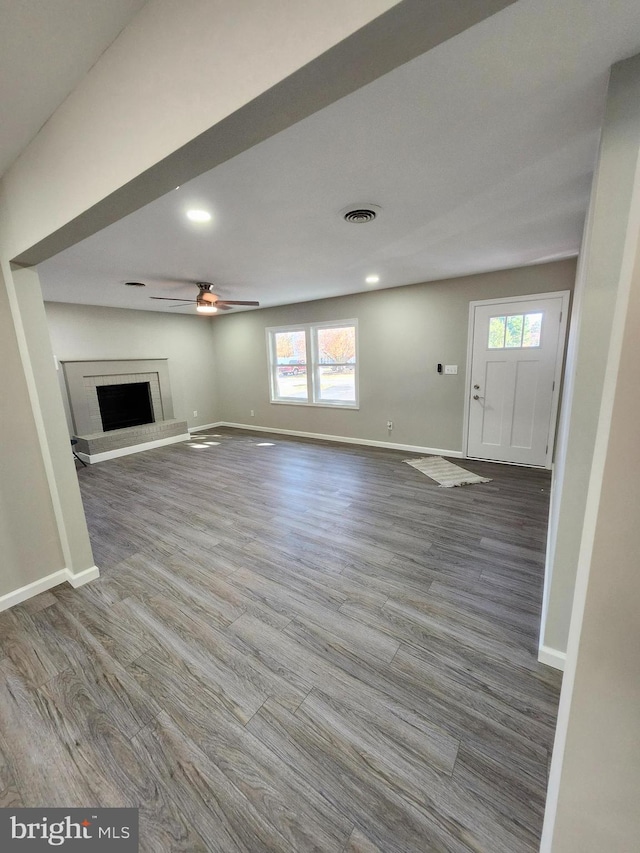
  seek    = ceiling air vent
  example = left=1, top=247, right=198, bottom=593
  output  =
left=341, top=204, right=382, bottom=224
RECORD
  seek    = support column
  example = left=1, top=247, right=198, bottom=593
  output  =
left=9, top=266, right=96, bottom=582
left=0, top=258, right=67, bottom=604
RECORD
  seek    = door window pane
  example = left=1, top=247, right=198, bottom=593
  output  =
left=488, top=316, right=506, bottom=349
left=489, top=312, right=543, bottom=350
left=505, top=314, right=524, bottom=348
left=523, top=312, right=543, bottom=347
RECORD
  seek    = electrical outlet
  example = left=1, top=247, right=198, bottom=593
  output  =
left=193, top=410, right=198, bottom=417
left=387, top=420, right=393, bottom=430
left=250, top=410, right=255, bottom=417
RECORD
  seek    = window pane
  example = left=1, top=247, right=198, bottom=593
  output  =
left=488, top=316, right=506, bottom=349
left=316, top=325, right=356, bottom=366
left=275, top=330, right=306, bottom=365
left=274, top=372, right=308, bottom=400
left=523, top=312, right=543, bottom=347
left=505, top=314, right=524, bottom=348
left=273, top=330, right=307, bottom=400
left=317, top=364, right=356, bottom=403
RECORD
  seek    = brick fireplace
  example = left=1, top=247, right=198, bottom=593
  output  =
left=61, top=359, right=189, bottom=463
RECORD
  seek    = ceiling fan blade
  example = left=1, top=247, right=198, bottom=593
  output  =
left=150, top=296, right=197, bottom=302
left=215, top=300, right=260, bottom=306
left=215, top=303, right=234, bottom=311
left=168, top=303, right=195, bottom=308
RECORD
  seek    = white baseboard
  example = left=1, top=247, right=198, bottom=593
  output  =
left=0, top=565, right=101, bottom=612
left=0, top=570, right=68, bottom=612
left=66, top=565, right=100, bottom=588
left=77, top=433, right=190, bottom=464
left=188, top=423, right=223, bottom=433
left=538, top=645, right=566, bottom=671
left=212, top=422, right=462, bottom=458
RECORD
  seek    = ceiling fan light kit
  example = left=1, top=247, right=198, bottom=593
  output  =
left=196, top=300, right=217, bottom=314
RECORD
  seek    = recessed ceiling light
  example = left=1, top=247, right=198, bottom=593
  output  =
left=186, top=209, right=211, bottom=222
left=365, top=275, right=380, bottom=284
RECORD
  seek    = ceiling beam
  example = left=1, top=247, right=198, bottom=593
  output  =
left=13, top=0, right=515, bottom=267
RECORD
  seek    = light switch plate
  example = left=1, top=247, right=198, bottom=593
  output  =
left=444, top=364, right=458, bottom=375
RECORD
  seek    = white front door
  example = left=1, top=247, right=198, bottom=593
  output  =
left=466, top=292, right=569, bottom=467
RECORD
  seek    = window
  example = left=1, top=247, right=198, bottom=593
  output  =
left=488, top=312, right=543, bottom=349
left=267, top=320, right=358, bottom=407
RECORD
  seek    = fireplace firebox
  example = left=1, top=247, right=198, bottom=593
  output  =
left=97, top=382, right=154, bottom=431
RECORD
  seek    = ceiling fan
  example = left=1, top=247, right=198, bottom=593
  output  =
left=149, top=282, right=259, bottom=314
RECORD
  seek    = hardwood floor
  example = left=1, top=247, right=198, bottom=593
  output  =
left=0, top=429, right=561, bottom=852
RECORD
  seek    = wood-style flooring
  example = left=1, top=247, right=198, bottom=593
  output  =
left=0, top=429, right=561, bottom=852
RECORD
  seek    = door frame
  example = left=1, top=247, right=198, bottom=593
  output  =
left=462, top=290, right=571, bottom=469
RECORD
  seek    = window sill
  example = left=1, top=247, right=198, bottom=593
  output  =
left=270, top=399, right=359, bottom=410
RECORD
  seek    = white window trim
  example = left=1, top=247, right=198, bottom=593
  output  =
left=266, top=319, right=359, bottom=409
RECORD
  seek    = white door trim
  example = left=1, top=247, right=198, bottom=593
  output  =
left=462, top=290, right=571, bottom=469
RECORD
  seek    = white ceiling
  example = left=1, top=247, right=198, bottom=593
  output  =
left=0, top=0, right=147, bottom=177
left=38, top=0, right=640, bottom=315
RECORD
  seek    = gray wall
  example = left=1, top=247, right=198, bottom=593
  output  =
left=44, top=303, right=219, bottom=433
left=213, top=259, right=576, bottom=451
left=547, top=226, right=640, bottom=853
left=542, top=52, right=640, bottom=852
left=540, top=53, right=640, bottom=658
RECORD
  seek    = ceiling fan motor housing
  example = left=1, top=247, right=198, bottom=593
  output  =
left=197, top=282, right=217, bottom=304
